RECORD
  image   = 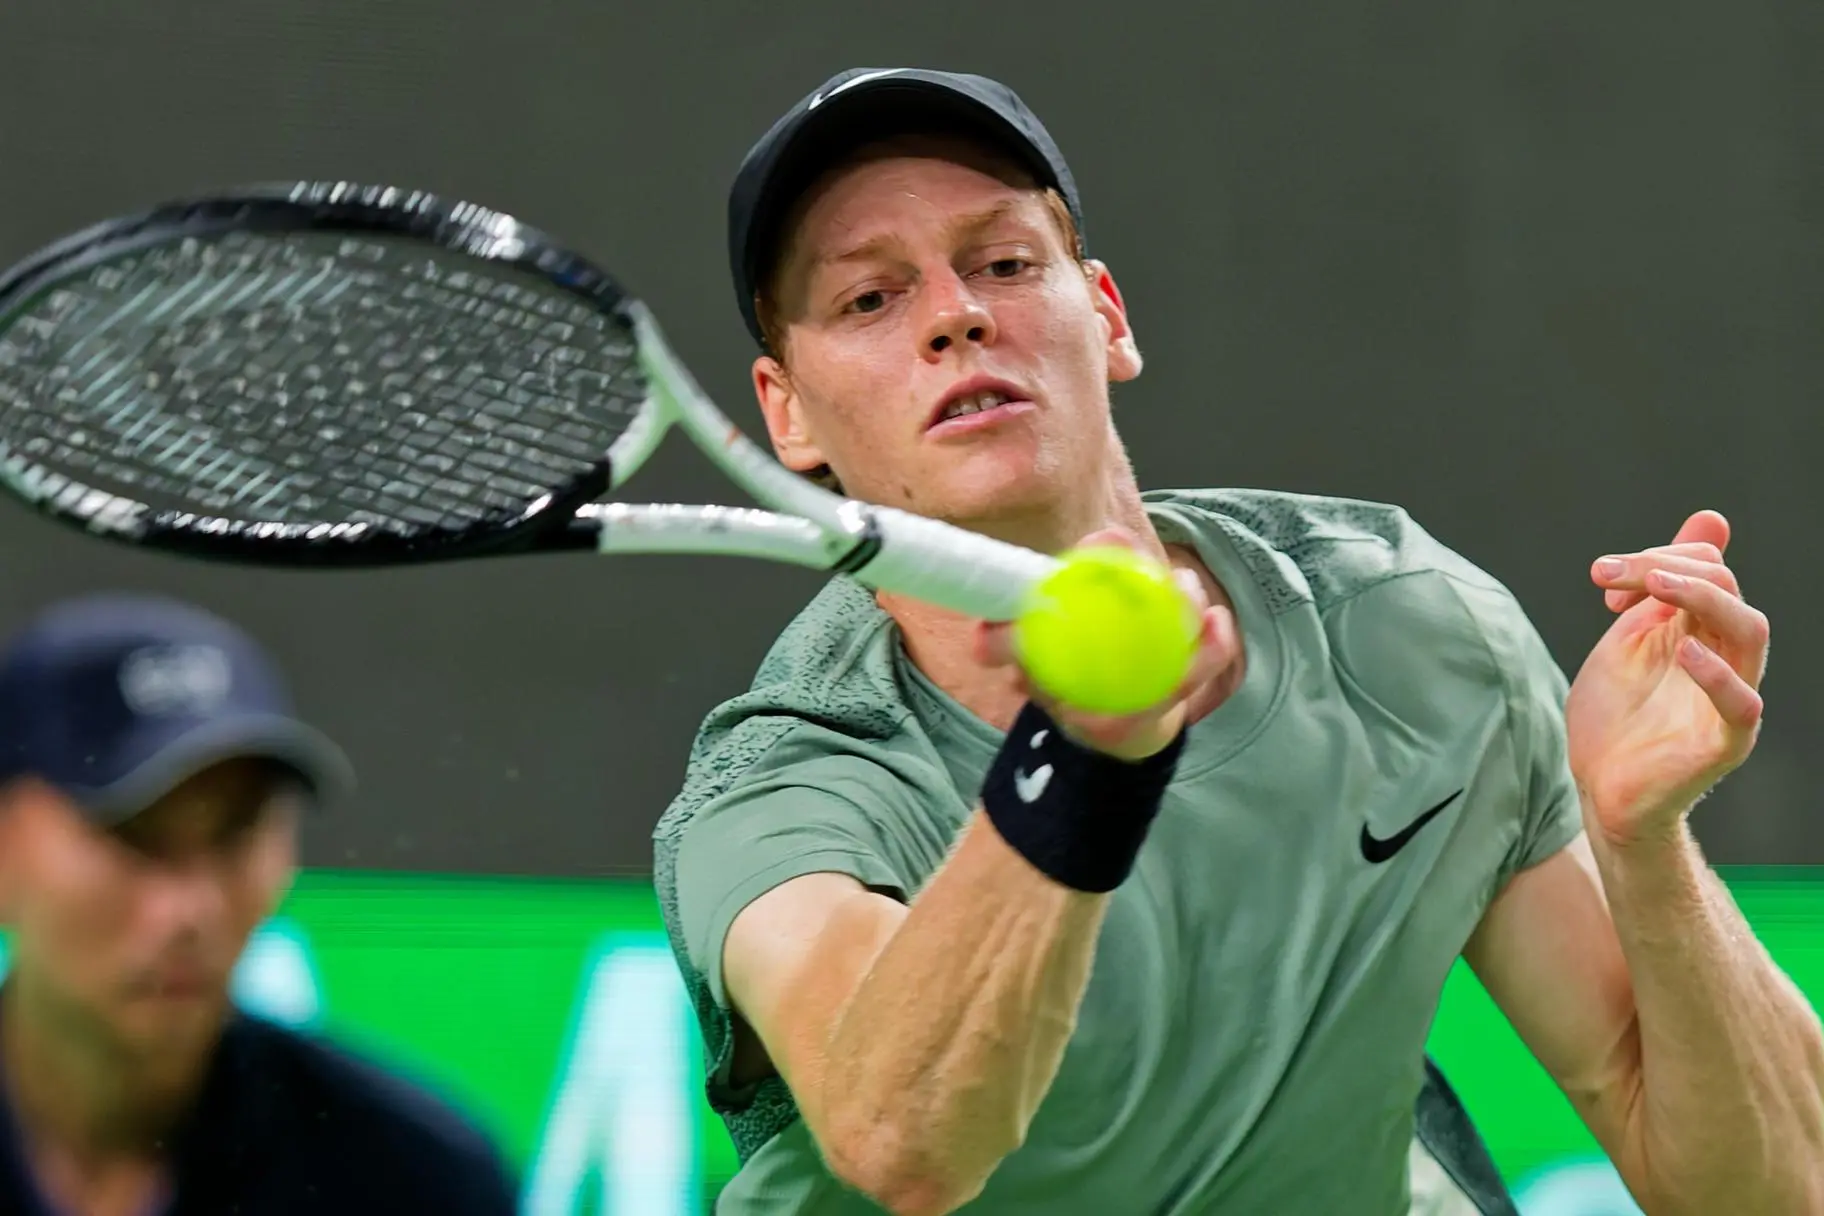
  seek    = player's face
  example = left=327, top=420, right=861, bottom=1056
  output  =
left=755, top=144, right=1142, bottom=543
left=0, top=759, right=298, bottom=1055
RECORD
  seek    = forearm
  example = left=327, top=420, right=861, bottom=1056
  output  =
left=1594, top=818, right=1824, bottom=1211
left=819, top=811, right=1107, bottom=1213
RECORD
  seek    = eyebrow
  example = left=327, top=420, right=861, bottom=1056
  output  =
left=817, top=199, right=1028, bottom=269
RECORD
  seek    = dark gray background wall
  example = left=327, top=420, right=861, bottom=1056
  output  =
left=1, top=0, right=1817, bottom=873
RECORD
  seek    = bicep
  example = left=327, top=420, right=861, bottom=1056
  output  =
left=723, top=871, right=908, bottom=1118
left=1463, top=832, right=1642, bottom=1156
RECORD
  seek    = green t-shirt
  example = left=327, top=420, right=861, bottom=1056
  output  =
left=654, top=489, right=1583, bottom=1214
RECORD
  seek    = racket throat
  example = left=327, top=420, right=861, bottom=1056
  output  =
left=828, top=502, right=885, bottom=574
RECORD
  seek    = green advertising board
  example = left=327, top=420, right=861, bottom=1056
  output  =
left=8, top=869, right=1818, bottom=1214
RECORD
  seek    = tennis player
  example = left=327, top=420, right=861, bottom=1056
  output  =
left=656, top=68, right=1824, bottom=1215
left=0, top=593, right=519, bottom=1216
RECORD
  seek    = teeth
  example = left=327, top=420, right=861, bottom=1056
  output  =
left=941, top=390, right=1011, bottom=421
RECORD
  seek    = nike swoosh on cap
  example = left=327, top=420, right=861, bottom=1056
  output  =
left=808, top=69, right=905, bottom=109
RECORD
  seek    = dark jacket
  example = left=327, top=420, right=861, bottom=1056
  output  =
left=0, top=1011, right=520, bottom=1215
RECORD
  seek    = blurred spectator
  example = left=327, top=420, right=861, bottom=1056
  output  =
left=0, top=593, right=519, bottom=1216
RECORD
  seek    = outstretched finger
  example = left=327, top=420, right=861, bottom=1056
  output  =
left=1678, top=637, right=1764, bottom=735
left=1644, top=571, right=1770, bottom=683
left=1669, top=510, right=1730, bottom=554
left=1598, top=554, right=1741, bottom=614
left=1594, top=542, right=1731, bottom=613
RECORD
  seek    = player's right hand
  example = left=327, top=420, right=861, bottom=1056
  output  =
left=974, top=527, right=1243, bottom=762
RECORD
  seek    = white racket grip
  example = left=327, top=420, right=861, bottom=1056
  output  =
left=851, top=503, right=1061, bottom=622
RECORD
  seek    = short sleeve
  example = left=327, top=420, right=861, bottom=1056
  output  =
left=1489, top=598, right=1586, bottom=885
left=673, top=747, right=918, bottom=1009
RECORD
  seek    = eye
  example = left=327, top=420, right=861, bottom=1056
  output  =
left=982, top=258, right=1029, bottom=279
left=846, top=290, right=887, bottom=315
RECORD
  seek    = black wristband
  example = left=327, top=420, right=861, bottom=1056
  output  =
left=980, top=701, right=1186, bottom=894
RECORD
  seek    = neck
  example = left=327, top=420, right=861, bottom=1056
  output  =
left=878, top=465, right=1240, bottom=731
left=1, top=978, right=214, bottom=1168
left=959, top=461, right=1163, bottom=568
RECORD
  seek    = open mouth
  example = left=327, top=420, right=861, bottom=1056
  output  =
left=937, top=388, right=1016, bottom=423
left=928, top=378, right=1033, bottom=431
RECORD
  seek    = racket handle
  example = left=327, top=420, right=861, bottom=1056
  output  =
left=849, top=504, right=1061, bottom=622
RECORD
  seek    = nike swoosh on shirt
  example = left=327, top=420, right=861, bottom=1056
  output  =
left=1359, top=789, right=1464, bottom=864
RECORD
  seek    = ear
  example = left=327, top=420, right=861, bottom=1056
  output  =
left=261, top=867, right=297, bottom=923
left=257, top=800, right=302, bottom=921
left=1086, top=260, right=1143, bottom=383
left=753, top=355, right=833, bottom=475
left=268, top=866, right=298, bottom=919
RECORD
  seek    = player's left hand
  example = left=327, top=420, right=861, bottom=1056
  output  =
left=1564, top=509, right=1769, bottom=849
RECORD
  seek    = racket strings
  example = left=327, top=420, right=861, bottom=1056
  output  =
left=0, top=230, right=646, bottom=533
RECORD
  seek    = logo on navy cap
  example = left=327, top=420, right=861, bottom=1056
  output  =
left=119, top=644, right=233, bottom=717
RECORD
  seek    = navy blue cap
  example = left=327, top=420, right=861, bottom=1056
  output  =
left=728, top=67, right=1086, bottom=350
left=0, top=594, right=353, bottom=824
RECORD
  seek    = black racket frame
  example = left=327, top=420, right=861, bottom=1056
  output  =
left=0, top=182, right=647, bottom=567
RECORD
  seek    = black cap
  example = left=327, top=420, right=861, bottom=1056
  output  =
left=728, top=67, right=1085, bottom=349
left=0, top=594, right=353, bottom=823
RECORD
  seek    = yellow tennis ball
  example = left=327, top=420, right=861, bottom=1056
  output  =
left=1013, top=545, right=1200, bottom=716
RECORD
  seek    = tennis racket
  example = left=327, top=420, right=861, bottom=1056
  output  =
left=0, top=182, right=1191, bottom=701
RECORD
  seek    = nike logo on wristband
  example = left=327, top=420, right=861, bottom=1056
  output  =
left=1014, top=764, right=1054, bottom=803
left=1013, top=728, right=1054, bottom=802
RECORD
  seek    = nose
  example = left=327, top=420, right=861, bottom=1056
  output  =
left=142, top=853, right=231, bottom=936
left=917, top=268, right=996, bottom=361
